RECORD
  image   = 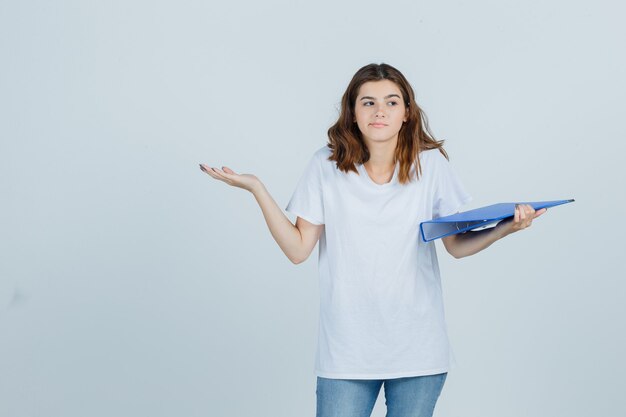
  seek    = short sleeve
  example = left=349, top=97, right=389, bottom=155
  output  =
left=285, top=152, right=325, bottom=225
left=432, top=153, right=472, bottom=219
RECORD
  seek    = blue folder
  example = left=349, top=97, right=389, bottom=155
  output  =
left=419, top=199, right=575, bottom=242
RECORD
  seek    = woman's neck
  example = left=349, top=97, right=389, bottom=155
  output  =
left=364, top=138, right=397, bottom=174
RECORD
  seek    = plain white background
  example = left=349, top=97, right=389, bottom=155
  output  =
left=1, top=1, right=624, bottom=416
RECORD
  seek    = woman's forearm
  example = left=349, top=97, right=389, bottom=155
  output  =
left=251, top=182, right=304, bottom=264
left=447, top=204, right=545, bottom=258
left=447, top=227, right=507, bottom=259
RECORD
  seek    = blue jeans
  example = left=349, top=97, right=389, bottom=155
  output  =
left=316, top=372, right=447, bottom=417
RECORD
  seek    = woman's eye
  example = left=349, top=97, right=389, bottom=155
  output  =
left=363, top=101, right=398, bottom=106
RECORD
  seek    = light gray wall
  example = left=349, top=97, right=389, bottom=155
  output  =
left=1, top=1, right=624, bottom=416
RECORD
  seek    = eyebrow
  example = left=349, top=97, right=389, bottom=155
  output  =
left=359, top=94, right=402, bottom=101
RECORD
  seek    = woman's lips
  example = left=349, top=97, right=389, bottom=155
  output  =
left=370, top=123, right=387, bottom=128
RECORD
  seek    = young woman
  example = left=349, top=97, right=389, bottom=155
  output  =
left=200, top=63, right=546, bottom=417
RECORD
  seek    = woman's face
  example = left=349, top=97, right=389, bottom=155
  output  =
left=353, top=79, right=408, bottom=146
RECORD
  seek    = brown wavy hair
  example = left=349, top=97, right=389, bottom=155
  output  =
left=326, top=62, right=448, bottom=184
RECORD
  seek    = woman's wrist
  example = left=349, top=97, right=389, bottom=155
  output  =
left=492, top=223, right=512, bottom=240
left=250, top=179, right=265, bottom=195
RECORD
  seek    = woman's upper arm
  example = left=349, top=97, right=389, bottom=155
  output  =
left=295, top=216, right=324, bottom=263
left=441, top=211, right=461, bottom=258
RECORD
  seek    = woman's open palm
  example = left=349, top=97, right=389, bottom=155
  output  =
left=199, top=164, right=260, bottom=193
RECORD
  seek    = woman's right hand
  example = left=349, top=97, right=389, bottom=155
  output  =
left=199, top=164, right=261, bottom=193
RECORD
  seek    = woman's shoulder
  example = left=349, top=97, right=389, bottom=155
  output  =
left=309, top=145, right=333, bottom=168
left=313, top=144, right=332, bottom=159
left=419, top=147, right=444, bottom=159
left=419, top=148, right=447, bottom=167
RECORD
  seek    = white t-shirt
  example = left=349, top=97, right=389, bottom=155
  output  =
left=285, top=145, right=472, bottom=380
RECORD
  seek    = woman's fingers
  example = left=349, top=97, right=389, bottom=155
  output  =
left=200, top=164, right=258, bottom=192
left=199, top=164, right=214, bottom=176
left=211, top=167, right=232, bottom=182
left=502, top=204, right=547, bottom=236
left=522, top=204, right=534, bottom=228
left=200, top=164, right=227, bottom=181
left=513, top=204, right=533, bottom=230
left=211, top=167, right=225, bottom=176
left=534, top=208, right=547, bottom=218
